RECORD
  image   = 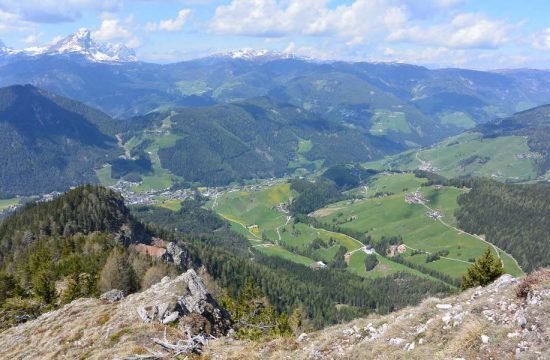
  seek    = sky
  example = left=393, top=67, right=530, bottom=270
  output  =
left=0, top=0, right=548, bottom=69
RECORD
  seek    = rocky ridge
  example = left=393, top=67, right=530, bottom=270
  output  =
left=0, top=269, right=231, bottom=359
left=206, top=270, right=550, bottom=359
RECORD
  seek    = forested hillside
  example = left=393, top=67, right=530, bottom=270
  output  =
left=156, top=97, right=400, bottom=185
left=0, top=186, right=169, bottom=330
left=456, top=179, right=550, bottom=271
left=0, top=85, right=120, bottom=196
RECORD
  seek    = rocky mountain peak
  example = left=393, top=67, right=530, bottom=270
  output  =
left=43, top=28, right=137, bottom=63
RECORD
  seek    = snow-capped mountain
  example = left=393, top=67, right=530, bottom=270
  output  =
left=0, top=29, right=137, bottom=63
left=208, top=48, right=302, bottom=62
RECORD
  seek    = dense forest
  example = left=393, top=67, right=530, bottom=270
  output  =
left=455, top=179, right=550, bottom=272
left=157, top=97, right=398, bottom=186
left=289, top=179, right=346, bottom=215
left=0, top=186, right=174, bottom=329
left=0, top=85, right=121, bottom=196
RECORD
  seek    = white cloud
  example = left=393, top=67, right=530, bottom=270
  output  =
left=209, top=1, right=513, bottom=50
left=0, top=9, right=33, bottom=32
left=209, top=0, right=415, bottom=44
left=93, top=17, right=131, bottom=40
left=0, top=0, right=122, bottom=23
left=146, top=9, right=191, bottom=32
left=93, top=13, right=132, bottom=41
left=23, top=34, right=39, bottom=44
left=532, top=28, right=550, bottom=50
left=387, top=13, right=511, bottom=49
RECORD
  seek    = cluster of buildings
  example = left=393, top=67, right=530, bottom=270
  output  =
left=404, top=190, right=427, bottom=205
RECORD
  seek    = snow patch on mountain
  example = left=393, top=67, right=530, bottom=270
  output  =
left=210, top=48, right=302, bottom=62
left=0, top=29, right=137, bottom=63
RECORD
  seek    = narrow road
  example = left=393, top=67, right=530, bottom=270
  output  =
left=217, top=212, right=261, bottom=239
left=413, top=188, right=523, bottom=273
left=275, top=215, right=292, bottom=245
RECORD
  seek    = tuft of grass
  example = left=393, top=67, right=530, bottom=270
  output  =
left=97, top=312, right=110, bottom=326
left=109, top=327, right=133, bottom=344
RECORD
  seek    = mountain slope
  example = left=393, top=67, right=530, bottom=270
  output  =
left=206, top=270, right=550, bottom=359
left=150, top=97, right=402, bottom=186
left=367, top=104, right=550, bottom=182
left=0, top=185, right=147, bottom=265
left=0, top=85, right=119, bottom=196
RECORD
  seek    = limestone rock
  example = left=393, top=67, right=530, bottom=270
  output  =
left=163, top=242, right=192, bottom=269
left=136, top=269, right=231, bottom=336
left=99, top=289, right=124, bottom=302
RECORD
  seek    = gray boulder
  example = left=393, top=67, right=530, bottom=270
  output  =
left=136, top=269, right=231, bottom=336
left=99, top=289, right=125, bottom=303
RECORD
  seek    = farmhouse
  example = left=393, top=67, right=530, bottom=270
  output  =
left=310, top=261, right=328, bottom=270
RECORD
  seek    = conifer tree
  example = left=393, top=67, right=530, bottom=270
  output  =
left=461, top=247, right=504, bottom=289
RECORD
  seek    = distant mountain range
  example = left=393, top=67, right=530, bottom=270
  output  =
left=0, top=30, right=549, bottom=194
left=0, top=29, right=549, bottom=123
left=0, top=29, right=136, bottom=63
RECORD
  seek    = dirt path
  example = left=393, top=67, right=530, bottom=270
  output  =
left=275, top=216, right=292, bottom=244
left=217, top=212, right=261, bottom=240
left=116, top=134, right=133, bottom=160
left=413, top=188, right=523, bottom=273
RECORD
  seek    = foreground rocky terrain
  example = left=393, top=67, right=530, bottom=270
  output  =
left=1, top=269, right=548, bottom=359
left=207, top=270, right=550, bottom=359
left=0, top=269, right=230, bottom=359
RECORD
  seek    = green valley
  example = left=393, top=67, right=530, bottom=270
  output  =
left=210, top=172, right=524, bottom=286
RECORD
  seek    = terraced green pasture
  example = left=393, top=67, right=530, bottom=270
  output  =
left=364, top=133, right=539, bottom=182
left=316, top=174, right=523, bottom=278
left=214, top=178, right=462, bottom=282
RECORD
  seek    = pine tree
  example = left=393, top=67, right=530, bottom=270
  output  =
left=32, top=269, right=57, bottom=304
left=461, top=247, right=504, bottom=289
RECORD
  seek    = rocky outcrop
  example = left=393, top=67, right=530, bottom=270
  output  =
left=206, top=270, right=550, bottom=359
left=163, top=242, right=192, bottom=269
left=99, top=289, right=125, bottom=302
left=0, top=269, right=231, bottom=359
left=136, top=270, right=231, bottom=336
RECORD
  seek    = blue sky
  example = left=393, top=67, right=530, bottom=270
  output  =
left=0, top=0, right=548, bottom=69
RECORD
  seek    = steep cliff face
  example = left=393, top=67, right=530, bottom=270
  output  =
left=206, top=270, right=550, bottom=359
left=0, top=269, right=231, bottom=359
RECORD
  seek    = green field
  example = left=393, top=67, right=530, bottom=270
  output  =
left=94, top=114, right=185, bottom=192
left=364, top=132, right=540, bottom=182
left=158, top=199, right=182, bottom=212
left=214, top=183, right=371, bottom=270
left=0, top=198, right=19, bottom=211
left=95, top=165, right=118, bottom=187
left=316, top=173, right=523, bottom=278
left=439, top=111, right=476, bottom=129
left=175, top=80, right=210, bottom=96
left=369, top=109, right=410, bottom=136
left=212, top=175, right=515, bottom=283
